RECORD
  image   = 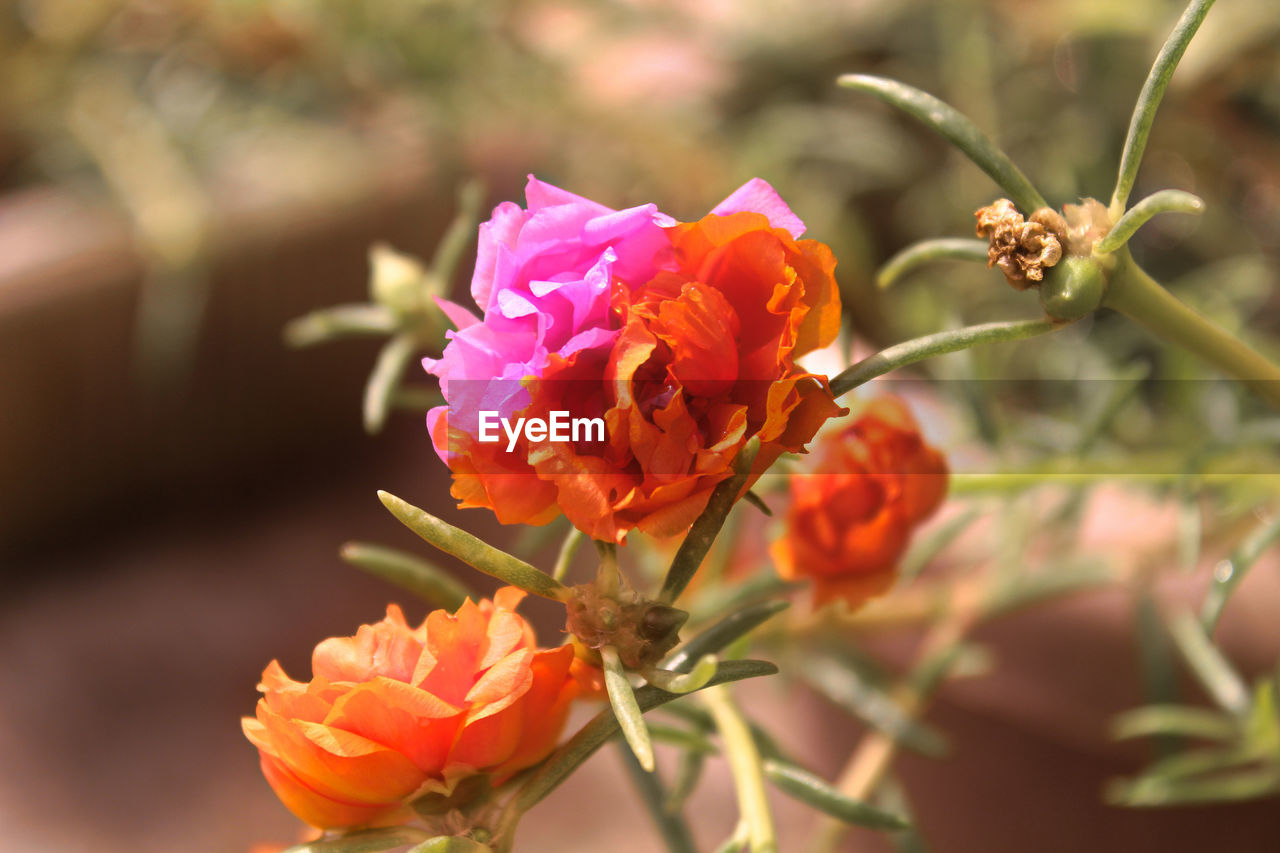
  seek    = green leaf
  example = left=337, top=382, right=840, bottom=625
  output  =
left=364, top=333, right=419, bottom=434
left=660, top=438, right=761, bottom=603
left=837, top=74, right=1047, bottom=213
left=648, top=722, right=720, bottom=755
left=830, top=319, right=1058, bottom=398
left=283, top=827, right=431, bottom=853
left=340, top=541, right=473, bottom=611
left=284, top=304, right=397, bottom=348
left=645, top=654, right=719, bottom=694
left=407, top=838, right=493, bottom=853
left=1111, top=705, right=1238, bottom=742
left=663, top=600, right=789, bottom=674
left=1200, top=512, right=1280, bottom=634
left=665, top=748, right=707, bottom=814
left=702, top=685, right=777, bottom=853
left=1108, top=764, right=1280, bottom=807
left=494, top=659, right=779, bottom=841
left=603, top=645, right=656, bottom=772
left=551, top=528, right=587, bottom=583
left=1095, top=189, right=1205, bottom=254
left=378, top=491, right=569, bottom=601
left=430, top=180, right=485, bottom=286
left=763, top=760, right=909, bottom=831
left=1245, top=679, right=1280, bottom=754
left=1111, top=0, right=1218, bottom=212
left=1168, top=610, right=1250, bottom=715
left=877, top=238, right=990, bottom=290
left=799, top=653, right=947, bottom=757
left=616, top=741, right=698, bottom=853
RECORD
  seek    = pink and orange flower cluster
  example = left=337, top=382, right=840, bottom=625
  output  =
left=424, top=177, right=844, bottom=543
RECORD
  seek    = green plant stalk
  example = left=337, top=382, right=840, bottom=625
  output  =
left=616, top=741, right=699, bottom=853
left=829, top=318, right=1058, bottom=397
left=703, top=685, right=778, bottom=853
left=1111, top=0, right=1217, bottom=215
left=1102, top=253, right=1280, bottom=410
left=491, top=660, right=778, bottom=851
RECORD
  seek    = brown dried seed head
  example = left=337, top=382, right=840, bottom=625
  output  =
left=974, top=200, right=1067, bottom=290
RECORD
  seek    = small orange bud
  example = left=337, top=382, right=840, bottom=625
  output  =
left=770, top=396, right=948, bottom=608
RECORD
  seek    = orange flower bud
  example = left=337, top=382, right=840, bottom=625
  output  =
left=770, top=396, right=948, bottom=608
left=242, top=588, right=592, bottom=829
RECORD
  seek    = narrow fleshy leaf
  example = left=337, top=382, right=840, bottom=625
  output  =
left=283, top=827, right=431, bottom=853
left=1107, top=765, right=1280, bottom=807
left=702, top=685, right=777, bottom=853
left=1135, top=592, right=1183, bottom=758
left=648, top=722, right=720, bottom=754
left=665, top=748, right=707, bottom=814
left=430, top=180, right=485, bottom=285
left=552, top=528, right=587, bottom=582
left=660, top=438, right=761, bottom=603
left=830, top=319, right=1057, bottom=397
left=616, top=741, right=698, bottom=853
left=1111, top=705, right=1238, bottom=742
left=378, top=491, right=570, bottom=601
left=494, top=659, right=779, bottom=839
left=1201, top=512, right=1280, bottom=634
left=340, top=541, right=473, bottom=611
left=602, top=645, right=655, bottom=772
left=284, top=304, right=397, bottom=348
left=876, top=778, right=932, bottom=853
left=644, top=655, right=719, bottom=694
left=1169, top=610, right=1250, bottom=715
left=838, top=74, right=1047, bottom=213
left=406, top=838, right=493, bottom=853
left=877, top=238, right=990, bottom=290
left=1096, top=189, right=1205, bottom=254
left=799, top=653, right=946, bottom=756
left=1111, top=0, right=1218, bottom=212
left=364, top=333, right=419, bottom=434
left=663, top=599, right=789, bottom=674
left=763, top=760, right=909, bottom=830
left=744, top=490, right=773, bottom=516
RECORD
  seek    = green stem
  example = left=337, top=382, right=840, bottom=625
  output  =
left=877, top=238, right=990, bottom=290
left=1096, top=189, right=1204, bottom=254
left=1111, top=0, right=1217, bottom=214
left=703, top=685, right=778, bottom=853
left=616, top=742, right=699, bottom=853
left=829, top=318, right=1058, bottom=397
left=838, top=75, right=1047, bottom=213
left=1102, top=253, right=1280, bottom=409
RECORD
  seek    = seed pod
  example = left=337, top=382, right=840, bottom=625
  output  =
left=1039, top=255, right=1106, bottom=321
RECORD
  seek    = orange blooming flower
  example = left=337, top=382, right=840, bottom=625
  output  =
left=427, top=178, right=844, bottom=544
left=770, top=396, right=948, bottom=607
left=242, top=588, right=591, bottom=829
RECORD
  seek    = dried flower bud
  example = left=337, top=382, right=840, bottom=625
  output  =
left=1061, top=198, right=1113, bottom=256
left=975, top=199, right=1067, bottom=289
left=565, top=584, right=688, bottom=668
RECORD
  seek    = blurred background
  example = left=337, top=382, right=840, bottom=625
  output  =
left=2, top=0, right=1280, bottom=850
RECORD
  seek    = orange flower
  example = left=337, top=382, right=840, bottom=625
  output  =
left=242, top=588, right=590, bottom=829
left=770, top=396, right=948, bottom=607
left=426, top=179, right=844, bottom=544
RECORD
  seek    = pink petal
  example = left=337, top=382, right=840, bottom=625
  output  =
left=711, top=178, right=805, bottom=238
